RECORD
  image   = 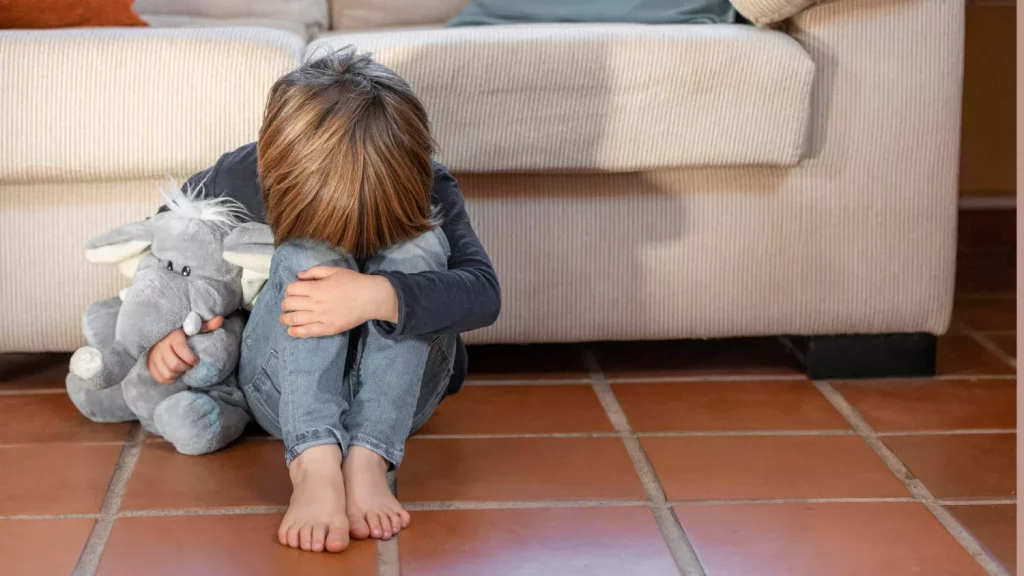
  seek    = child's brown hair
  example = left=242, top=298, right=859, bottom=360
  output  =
left=258, top=47, right=435, bottom=259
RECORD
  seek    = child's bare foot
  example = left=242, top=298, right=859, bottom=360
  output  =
left=279, top=444, right=349, bottom=553
left=344, top=446, right=410, bottom=540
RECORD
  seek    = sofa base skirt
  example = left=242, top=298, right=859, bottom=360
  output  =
left=788, top=333, right=937, bottom=380
left=456, top=169, right=957, bottom=345
left=0, top=179, right=172, bottom=352
left=0, top=167, right=957, bottom=351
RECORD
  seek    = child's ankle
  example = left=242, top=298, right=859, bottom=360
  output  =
left=346, top=445, right=389, bottom=471
left=289, top=444, right=342, bottom=481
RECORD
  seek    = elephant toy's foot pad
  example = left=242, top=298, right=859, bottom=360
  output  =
left=154, top=392, right=248, bottom=456
left=70, top=346, right=103, bottom=381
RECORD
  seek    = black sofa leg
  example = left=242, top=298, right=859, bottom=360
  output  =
left=789, top=333, right=937, bottom=380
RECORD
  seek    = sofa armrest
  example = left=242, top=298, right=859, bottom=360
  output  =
left=730, top=0, right=820, bottom=25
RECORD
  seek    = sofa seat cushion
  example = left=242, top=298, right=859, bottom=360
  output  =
left=0, top=27, right=303, bottom=184
left=310, top=23, right=814, bottom=173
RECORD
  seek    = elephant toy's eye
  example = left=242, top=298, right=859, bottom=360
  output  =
left=181, top=266, right=191, bottom=277
left=166, top=261, right=173, bottom=271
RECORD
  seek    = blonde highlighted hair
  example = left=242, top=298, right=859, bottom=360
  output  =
left=258, top=47, right=435, bottom=258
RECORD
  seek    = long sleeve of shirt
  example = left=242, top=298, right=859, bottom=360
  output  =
left=171, top=143, right=501, bottom=338
left=372, top=166, right=501, bottom=337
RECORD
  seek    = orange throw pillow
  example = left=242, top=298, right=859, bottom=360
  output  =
left=0, top=0, right=148, bottom=29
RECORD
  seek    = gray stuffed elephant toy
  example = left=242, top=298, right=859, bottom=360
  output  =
left=67, top=180, right=275, bottom=455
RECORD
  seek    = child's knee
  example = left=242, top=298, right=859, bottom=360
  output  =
left=370, top=229, right=449, bottom=274
left=272, top=240, right=357, bottom=279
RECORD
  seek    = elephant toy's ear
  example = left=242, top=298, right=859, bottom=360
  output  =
left=223, top=222, right=275, bottom=310
left=85, top=219, right=154, bottom=279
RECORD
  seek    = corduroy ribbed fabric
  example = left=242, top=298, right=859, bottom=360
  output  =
left=309, top=23, right=815, bottom=173
left=0, top=27, right=303, bottom=184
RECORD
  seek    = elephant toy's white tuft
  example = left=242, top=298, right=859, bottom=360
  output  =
left=70, top=346, right=103, bottom=381
left=160, top=176, right=248, bottom=228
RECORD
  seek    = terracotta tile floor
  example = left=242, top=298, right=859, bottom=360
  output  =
left=0, top=210, right=1016, bottom=576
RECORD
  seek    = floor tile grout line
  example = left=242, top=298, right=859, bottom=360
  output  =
left=813, top=381, right=1011, bottom=576
left=116, top=506, right=288, bottom=518
left=607, top=374, right=809, bottom=384
left=404, top=500, right=652, bottom=511
left=0, top=513, right=101, bottom=521
left=9, top=495, right=1016, bottom=522
left=0, top=440, right=130, bottom=448
left=378, top=536, right=400, bottom=576
left=670, top=497, right=918, bottom=506
left=939, top=498, right=1018, bottom=506
left=462, top=374, right=1017, bottom=385
left=957, top=322, right=1017, bottom=370
left=579, top=345, right=707, bottom=576
left=410, top=429, right=1015, bottom=440
left=464, top=378, right=593, bottom=386
left=875, top=429, right=1016, bottom=437
left=73, top=423, right=147, bottom=576
left=413, top=432, right=622, bottom=439
left=0, top=388, right=68, bottom=396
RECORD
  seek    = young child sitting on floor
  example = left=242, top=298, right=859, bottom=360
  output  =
left=145, top=47, right=500, bottom=553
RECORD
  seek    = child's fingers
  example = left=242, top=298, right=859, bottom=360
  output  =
left=162, top=350, right=191, bottom=376
left=280, top=295, right=314, bottom=312
left=170, top=339, right=198, bottom=366
left=149, top=351, right=172, bottom=384
left=287, top=322, right=329, bottom=338
left=200, top=316, right=224, bottom=333
left=297, top=266, right=337, bottom=281
left=284, top=281, right=313, bottom=298
left=279, top=311, right=317, bottom=327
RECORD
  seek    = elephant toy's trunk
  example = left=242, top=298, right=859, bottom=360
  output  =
left=183, top=311, right=203, bottom=337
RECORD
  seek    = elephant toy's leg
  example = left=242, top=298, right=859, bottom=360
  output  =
left=66, top=374, right=135, bottom=423
left=82, top=297, right=122, bottom=351
left=69, top=340, right=147, bottom=391
left=122, top=356, right=186, bottom=434
left=154, top=378, right=250, bottom=455
left=66, top=297, right=136, bottom=423
left=180, top=315, right=244, bottom=389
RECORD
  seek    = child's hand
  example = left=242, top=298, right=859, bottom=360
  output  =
left=280, top=266, right=398, bottom=338
left=146, top=316, right=224, bottom=384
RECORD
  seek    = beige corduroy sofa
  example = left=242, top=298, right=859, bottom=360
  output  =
left=0, top=0, right=964, bottom=376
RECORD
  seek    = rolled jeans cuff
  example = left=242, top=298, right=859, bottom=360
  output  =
left=349, top=433, right=405, bottom=470
left=284, top=427, right=349, bottom=467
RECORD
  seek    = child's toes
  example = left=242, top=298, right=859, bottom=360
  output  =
left=325, top=521, right=349, bottom=553
left=386, top=512, right=402, bottom=536
left=399, top=509, right=411, bottom=528
left=378, top=513, right=392, bottom=539
left=311, top=524, right=327, bottom=552
left=367, top=513, right=384, bottom=539
left=278, top=523, right=290, bottom=546
left=299, top=525, right=314, bottom=551
left=287, top=524, right=301, bottom=548
left=348, top=513, right=371, bottom=540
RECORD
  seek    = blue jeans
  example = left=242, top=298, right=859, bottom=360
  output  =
left=239, top=229, right=456, bottom=468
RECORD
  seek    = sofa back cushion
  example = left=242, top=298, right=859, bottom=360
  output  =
left=329, top=0, right=470, bottom=31
left=0, top=28, right=303, bottom=184
left=133, top=0, right=328, bottom=35
left=308, top=24, right=815, bottom=172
